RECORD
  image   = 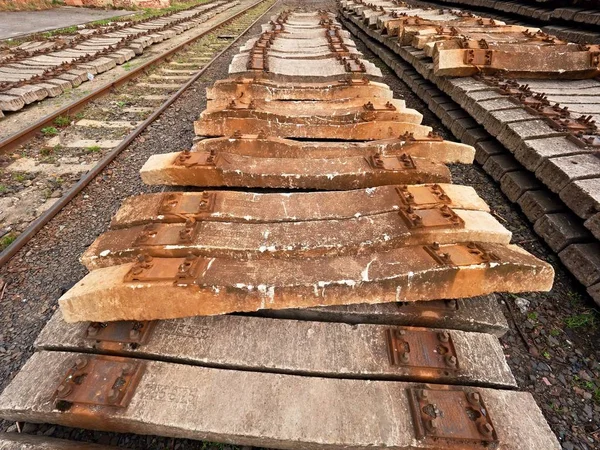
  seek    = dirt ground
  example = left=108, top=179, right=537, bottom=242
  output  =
left=0, top=0, right=598, bottom=448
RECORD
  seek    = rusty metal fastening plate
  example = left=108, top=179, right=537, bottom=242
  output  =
left=385, top=328, right=460, bottom=374
left=54, top=355, right=145, bottom=412
left=84, top=321, right=154, bottom=345
left=407, top=387, right=499, bottom=448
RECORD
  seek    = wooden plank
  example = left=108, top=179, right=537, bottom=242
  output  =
left=110, top=184, right=488, bottom=229
left=190, top=135, right=475, bottom=163
left=257, top=295, right=510, bottom=337
left=58, top=242, right=554, bottom=323
left=36, top=311, right=516, bottom=387
left=82, top=207, right=511, bottom=270
left=140, top=151, right=451, bottom=189
left=0, top=434, right=115, bottom=450
left=0, top=351, right=561, bottom=450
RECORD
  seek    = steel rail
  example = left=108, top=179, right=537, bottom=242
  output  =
left=0, top=0, right=279, bottom=268
left=0, top=0, right=267, bottom=153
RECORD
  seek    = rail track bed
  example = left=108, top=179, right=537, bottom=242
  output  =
left=0, top=0, right=597, bottom=449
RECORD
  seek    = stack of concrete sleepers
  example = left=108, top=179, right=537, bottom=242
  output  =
left=340, top=0, right=600, bottom=308
left=407, top=0, right=600, bottom=44
left=0, top=10, right=560, bottom=450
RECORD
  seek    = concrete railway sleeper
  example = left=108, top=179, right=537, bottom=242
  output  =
left=0, top=8, right=562, bottom=450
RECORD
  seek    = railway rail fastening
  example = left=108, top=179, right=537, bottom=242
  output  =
left=0, top=1, right=597, bottom=449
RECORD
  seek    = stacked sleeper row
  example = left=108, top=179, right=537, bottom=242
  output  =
left=341, top=0, right=600, bottom=307
left=427, top=0, right=600, bottom=28
left=344, top=0, right=600, bottom=78
left=0, top=11, right=560, bottom=450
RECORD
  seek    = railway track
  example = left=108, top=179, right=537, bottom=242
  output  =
left=0, top=0, right=276, bottom=267
left=0, top=6, right=565, bottom=450
left=339, top=0, right=600, bottom=310
left=0, top=0, right=235, bottom=115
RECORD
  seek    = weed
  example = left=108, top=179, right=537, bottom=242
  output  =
left=549, top=329, right=561, bottom=337
left=527, top=312, right=538, bottom=322
left=0, top=234, right=16, bottom=251
left=53, top=116, right=70, bottom=127
left=12, top=173, right=26, bottom=183
left=565, top=311, right=597, bottom=329
left=74, top=112, right=84, bottom=120
left=122, top=62, right=132, bottom=71
left=542, top=351, right=551, bottom=360
left=116, top=101, right=127, bottom=108
left=0, top=185, right=7, bottom=194
left=40, top=147, right=53, bottom=156
left=41, top=126, right=59, bottom=136
left=567, top=291, right=583, bottom=306
left=86, top=146, right=101, bottom=153
left=549, top=402, right=565, bottom=413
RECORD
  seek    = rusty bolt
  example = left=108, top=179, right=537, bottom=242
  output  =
left=56, top=383, right=73, bottom=398
left=75, top=357, right=88, bottom=370
left=400, top=352, right=410, bottom=364
left=107, top=388, right=120, bottom=404
left=87, top=325, right=99, bottom=337
left=417, top=389, right=429, bottom=401
left=129, top=329, right=141, bottom=341
left=445, top=355, right=458, bottom=367
left=438, top=331, right=450, bottom=343
left=467, top=392, right=481, bottom=405
left=479, top=422, right=494, bottom=437
left=432, top=242, right=440, bottom=250
left=121, top=363, right=134, bottom=376
left=396, top=329, right=406, bottom=337
left=425, top=418, right=438, bottom=432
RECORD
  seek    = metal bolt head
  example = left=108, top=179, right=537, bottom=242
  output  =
left=400, top=353, right=410, bottom=363
left=395, top=329, right=406, bottom=338
left=121, top=363, right=134, bottom=376
left=129, top=328, right=141, bottom=341
left=107, top=388, right=119, bottom=404
left=74, top=357, right=88, bottom=370
left=56, top=383, right=72, bottom=398
left=417, top=389, right=429, bottom=401
left=438, top=331, right=450, bottom=343
left=479, top=422, right=494, bottom=437
left=87, top=325, right=99, bottom=337
left=467, top=392, right=481, bottom=405
left=425, top=418, right=438, bottom=432
left=445, top=355, right=458, bottom=367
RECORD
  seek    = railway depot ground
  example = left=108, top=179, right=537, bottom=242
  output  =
left=0, top=0, right=598, bottom=449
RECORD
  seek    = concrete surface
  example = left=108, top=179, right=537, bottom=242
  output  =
left=0, top=6, right=134, bottom=40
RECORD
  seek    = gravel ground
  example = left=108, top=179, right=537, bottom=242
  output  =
left=0, top=0, right=598, bottom=448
